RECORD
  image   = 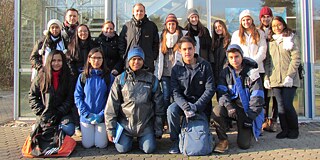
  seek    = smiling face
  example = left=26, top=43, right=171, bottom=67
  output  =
left=189, top=14, right=199, bottom=26
left=89, top=52, right=103, bottom=69
left=102, top=22, right=114, bottom=34
left=65, top=10, right=78, bottom=25
left=49, top=24, right=61, bottom=37
left=272, top=19, right=285, bottom=35
left=214, top=22, right=224, bottom=35
left=51, top=53, right=63, bottom=71
left=132, top=4, right=145, bottom=20
left=241, top=16, right=253, bottom=29
left=179, top=42, right=196, bottom=65
left=166, top=21, right=177, bottom=34
left=77, top=26, right=89, bottom=40
left=128, top=56, right=144, bottom=71
left=261, top=15, right=272, bottom=27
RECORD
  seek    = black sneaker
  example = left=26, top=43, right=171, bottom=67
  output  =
left=168, top=141, right=180, bottom=154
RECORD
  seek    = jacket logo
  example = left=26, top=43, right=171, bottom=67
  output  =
left=144, top=85, right=151, bottom=89
left=199, top=81, right=203, bottom=85
left=145, top=35, right=150, bottom=38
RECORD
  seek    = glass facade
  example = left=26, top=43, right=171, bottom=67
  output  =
left=15, top=0, right=318, bottom=119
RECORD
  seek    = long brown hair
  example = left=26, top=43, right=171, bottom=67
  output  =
left=160, top=25, right=183, bottom=54
left=39, top=50, right=70, bottom=93
left=66, top=24, right=92, bottom=60
left=83, top=48, right=110, bottom=80
left=185, top=17, right=206, bottom=37
left=212, top=20, right=231, bottom=49
left=239, top=17, right=260, bottom=45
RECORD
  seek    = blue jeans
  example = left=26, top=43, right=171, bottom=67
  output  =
left=115, top=133, right=156, bottom=153
left=60, top=122, right=75, bottom=136
left=161, top=76, right=172, bottom=108
left=167, top=102, right=184, bottom=141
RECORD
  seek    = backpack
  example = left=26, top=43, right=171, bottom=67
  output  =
left=119, top=71, right=158, bottom=93
left=179, top=113, right=214, bottom=156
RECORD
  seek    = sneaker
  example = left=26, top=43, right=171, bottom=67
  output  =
left=214, top=140, right=229, bottom=153
left=168, top=141, right=180, bottom=154
left=268, top=121, right=277, bottom=132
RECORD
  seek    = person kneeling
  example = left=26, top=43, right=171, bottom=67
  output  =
left=213, top=44, right=264, bottom=153
left=105, top=46, right=164, bottom=153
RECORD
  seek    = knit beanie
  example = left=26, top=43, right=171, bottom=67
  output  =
left=165, top=13, right=178, bottom=25
left=239, top=9, right=252, bottom=22
left=259, top=6, right=273, bottom=19
left=226, top=44, right=243, bottom=57
left=187, top=8, right=199, bottom=19
left=127, top=46, right=145, bottom=62
left=43, top=19, right=63, bottom=36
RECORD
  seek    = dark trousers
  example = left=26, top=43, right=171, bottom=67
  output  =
left=264, top=91, right=278, bottom=121
left=272, top=87, right=299, bottom=132
left=212, top=105, right=252, bottom=149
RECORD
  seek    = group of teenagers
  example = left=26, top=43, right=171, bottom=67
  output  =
left=27, top=2, right=301, bottom=156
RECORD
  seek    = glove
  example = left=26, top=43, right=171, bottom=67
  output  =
left=264, top=80, right=271, bottom=89
left=243, top=117, right=253, bottom=128
left=91, top=114, right=102, bottom=125
left=86, top=113, right=95, bottom=122
left=184, top=109, right=195, bottom=119
left=225, top=104, right=237, bottom=119
left=282, top=76, right=293, bottom=87
left=188, top=102, right=197, bottom=112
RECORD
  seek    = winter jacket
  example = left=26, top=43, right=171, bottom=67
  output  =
left=171, top=55, right=215, bottom=117
left=212, top=37, right=229, bottom=86
left=231, top=29, right=267, bottom=73
left=95, top=32, right=124, bottom=73
left=74, top=69, right=114, bottom=124
left=105, top=69, right=164, bottom=138
left=217, top=58, right=264, bottom=121
left=67, top=39, right=96, bottom=76
left=29, top=71, right=74, bottom=125
left=118, top=15, right=159, bottom=72
left=30, top=36, right=68, bottom=71
left=185, top=25, right=212, bottom=62
left=264, top=35, right=300, bottom=88
left=62, top=22, right=79, bottom=43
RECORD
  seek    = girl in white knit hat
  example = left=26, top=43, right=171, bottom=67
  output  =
left=30, top=19, right=68, bottom=81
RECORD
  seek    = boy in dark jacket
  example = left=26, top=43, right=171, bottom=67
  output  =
left=213, top=44, right=264, bottom=153
left=167, top=36, right=215, bottom=154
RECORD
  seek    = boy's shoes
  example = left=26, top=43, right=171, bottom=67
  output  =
left=214, top=140, right=229, bottom=153
left=168, top=141, right=180, bottom=154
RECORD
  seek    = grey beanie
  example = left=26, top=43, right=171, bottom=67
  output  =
left=187, top=8, right=199, bottom=19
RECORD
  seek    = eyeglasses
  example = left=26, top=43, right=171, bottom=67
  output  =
left=90, top=57, right=103, bottom=61
left=272, top=24, right=283, bottom=28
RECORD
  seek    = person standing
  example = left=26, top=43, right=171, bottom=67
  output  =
left=74, top=48, right=114, bottom=148
left=213, top=44, right=264, bottom=153
left=118, top=3, right=159, bottom=73
left=63, top=8, right=79, bottom=42
left=105, top=46, right=164, bottom=153
left=264, top=16, right=300, bottom=139
left=167, top=36, right=215, bottom=154
left=95, top=20, right=123, bottom=76
left=154, top=13, right=187, bottom=117
left=231, top=9, right=267, bottom=78
left=185, top=8, right=212, bottom=62
left=258, top=6, right=278, bottom=132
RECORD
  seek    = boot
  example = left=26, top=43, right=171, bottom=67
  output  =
left=262, top=118, right=270, bottom=131
left=214, top=140, right=229, bottom=153
left=268, top=119, right=277, bottom=132
left=276, top=114, right=288, bottom=139
left=286, top=112, right=299, bottom=139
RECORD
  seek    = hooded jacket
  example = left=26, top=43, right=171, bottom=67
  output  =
left=105, top=69, right=164, bottom=138
left=118, top=15, right=159, bottom=72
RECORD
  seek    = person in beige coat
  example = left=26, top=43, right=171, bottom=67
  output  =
left=264, top=16, right=300, bottom=139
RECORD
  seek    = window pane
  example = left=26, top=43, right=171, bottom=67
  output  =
left=313, top=0, right=320, bottom=116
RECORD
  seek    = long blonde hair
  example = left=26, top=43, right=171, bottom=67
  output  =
left=239, top=18, right=260, bottom=45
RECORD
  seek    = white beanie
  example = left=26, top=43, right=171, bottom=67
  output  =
left=43, top=19, right=63, bottom=36
left=239, top=9, right=252, bottom=22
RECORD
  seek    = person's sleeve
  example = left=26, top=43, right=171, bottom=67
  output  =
left=118, top=25, right=128, bottom=59
left=30, top=40, right=43, bottom=71
left=152, top=23, right=160, bottom=60
left=264, top=47, right=271, bottom=81
left=152, top=76, right=164, bottom=136
left=28, top=77, right=45, bottom=116
left=247, top=77, right=264, bottom=120
left=230, top=31, right=239, bottom=45
left=97, top=74, right=115, bottom=118
left=286, top=36, right=301, bottom=78
left=252, top=30, right=267, bottom=65
left=105, top=76, right=122, bottom=137
left=74, top=74, right=90, bottom=118
left=171, top=66, right=190, bottom=111
left=56, top=77, right=74, bottom=116
left=193, top=63, right=215, bottom=112
left=217, top=69, right=232, bottom=108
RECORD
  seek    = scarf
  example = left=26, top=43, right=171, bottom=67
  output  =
left=52, top=70, right=61, bottom=91
left=165, top=32, right=179, bottom=48
left=43, top=36, right=66, bottom=65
